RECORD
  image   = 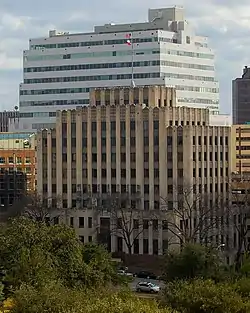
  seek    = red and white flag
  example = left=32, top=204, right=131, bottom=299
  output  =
left=125, top=33, right=132, bottom=45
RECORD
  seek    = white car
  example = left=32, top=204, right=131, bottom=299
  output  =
left=136, top=281, right=160, bottom=293
left=117, top=270, right=133, bottom=277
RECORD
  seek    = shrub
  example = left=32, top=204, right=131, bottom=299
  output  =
left=162, top=279, right=250, bottom=313
left=163, top=244, right=223, bottom=282
left=11, top=282, right=173, bottom=313
left=235, top=277, right=250, bottom=298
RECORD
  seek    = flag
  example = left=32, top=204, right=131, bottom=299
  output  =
left=125, top=33, right=132, bottom=45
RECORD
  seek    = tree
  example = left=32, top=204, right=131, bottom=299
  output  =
left=162, top=279, right=250, bottom=313
left=1, top=191, right=65, bottom=224
left=0, top=217, right=118, bottom=292
left=94, top=192, right=159, bottom=254
left=163, top=243, right=223, bottom=281
left=161, top=184, right=224, bottom=246
left=226, top=183, right=250, bottom=270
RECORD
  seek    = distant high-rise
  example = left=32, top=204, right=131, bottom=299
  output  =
left=16, top=6, right=219, bottom=131
left=233, top=66, right=250, bottom=124
left=0, top=110, right=19, bottom=132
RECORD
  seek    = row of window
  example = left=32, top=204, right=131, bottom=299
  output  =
left=193, top=136, right=229, bottom=146
left=0, top=167, right=33, bottom=173
left=236, top=146, right=250, bottom=150
left=20, top=99, right=89, bottom=107
left=178, top=98, right=219, bottom=105
left=25, top=48, right=159, bottom=62
left=19, top=97, right=217, bottom=111
left=75, top=216, right=93, bottom=228
left=236, top=137, right=250, bottom=141
left=117, top=237, right=163, bottom=255
left=20, top=112, right=56, bottom=118
left=20, top=85, right=219, bottom=97
left=193, top=151, right=229, bottom=162
left=23, top=59, right=214, bottom=73
left=30, top=36, right=159, bottom=49
left=32, top=123, right=55, bottom=129
left=53, top=165, right=228, bottom=182
left=51, top=149, right=228, bottom=166
left=24, top=60, right=159, bottom=72
left=23, top=72, right=160, bottom=84
left=0, top=156, right=32, bottom=164
left=49, top=121, right=206, bottom=137
left=25, top=48, right=214, bottom=63
left=161, top=60, right=214, bottom=71
left=29, top=36, right=213, bottom=59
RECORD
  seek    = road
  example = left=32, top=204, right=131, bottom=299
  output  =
left=129, top=277, right=165, bottom=291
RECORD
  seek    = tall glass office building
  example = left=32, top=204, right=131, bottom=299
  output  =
left=15, top=6, right=219, bottom=131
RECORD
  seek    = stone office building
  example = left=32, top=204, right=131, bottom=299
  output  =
left=37, top=86, right=231, bottom=255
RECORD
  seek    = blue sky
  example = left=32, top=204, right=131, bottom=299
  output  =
left=0, top=0, right=249, bottom=114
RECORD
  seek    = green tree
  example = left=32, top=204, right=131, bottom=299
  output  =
left=0, top=217, right=118, bottom=291
left=163, top=243, right=223, bottom=281
left=162, top=279, right=250, bottom=313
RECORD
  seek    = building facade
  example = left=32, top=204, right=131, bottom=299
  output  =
left=231, top=125, right=250, bottom=174
left=0, top=168, right=27, bottom=215
left=16, top=6, right=219, bottom=131
left=37, top=86, right=230, bottom=255
left=0, top=110, right=19, bottom=132
left=233, top=66, right=250, bottom=125
left=0, top=132, right=37, bottom=192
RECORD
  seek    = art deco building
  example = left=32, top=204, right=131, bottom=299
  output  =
left=37, top=86, right=231, bottom=255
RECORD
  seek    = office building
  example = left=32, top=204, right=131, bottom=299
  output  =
left=17, top=6, right=219, bottom=131
left=231, top=125, right=250, bottom=174
left=0, top=168, right=27, bottom=214
left=0, top=110, right=19, bottom=132
left=233, top=66, right=250, bottom=124
left=37, top=86, right=230, bottom=255
left=0, top=132, right=37, bottom=192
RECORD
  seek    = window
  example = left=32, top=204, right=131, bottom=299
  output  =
left=162, top=220, right=168, bottom=230
left=143, top=239, right=149, bottom=254
left=88, top=236, right=92, bottom=242
left=134, top=219, right=139, bottom=229
left=134, top=239, right=139, bottom=254
left=88, top=217, right=92, bottom=228
left=143, top=220, right=149, bottom=229
left=153, top=239, right=158, bottom=255
left=153, top=219, right=158, bottom=230
left=131, top=168, right=136, bottom=178
left=79, top=217, right=84, bottom=228
left=0, top=157, right=5, bottom=164
left=16, top=157, right=22, bottom=164
left=26, top=167, right=31, bottom=173
left=121, top=169, right=126, bottom=178
left=79, top=236, right=84, bottom=243
left=8, top=157, right=14, bottom=163
left=70, top=217, right=74, bottom=227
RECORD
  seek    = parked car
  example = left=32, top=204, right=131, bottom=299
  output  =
left=117, top=269, right=133, bottom=277
left=136, top=281, right=160, bottom=293
left=135, top=271, right=157, bottom=279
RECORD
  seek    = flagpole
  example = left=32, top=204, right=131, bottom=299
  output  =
left=126, top=33, right=135, bottom=88
left=131, top=33, right=135, bottom=88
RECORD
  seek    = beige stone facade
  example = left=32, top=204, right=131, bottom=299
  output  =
left=231, top=125, right=250, bottom=174
left=37, top=86, right=231, bottom=255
